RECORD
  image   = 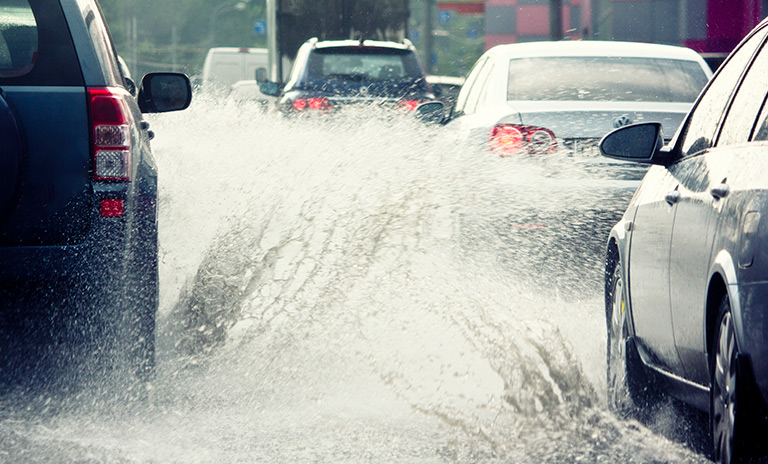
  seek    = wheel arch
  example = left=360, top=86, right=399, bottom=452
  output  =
left=706, top=250, right=741, bottom=367
left=605, top=237, right=620, bottom=324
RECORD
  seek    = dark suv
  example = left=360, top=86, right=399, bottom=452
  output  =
left=261, top=38, right=434, bottom=115
left=0, top=0, right=191, bottom=381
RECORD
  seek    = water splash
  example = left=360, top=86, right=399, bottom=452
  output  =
left=0, top=97, right=710, bottom=463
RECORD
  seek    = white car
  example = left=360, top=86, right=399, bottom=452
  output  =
left=228, top=79, right=275, bottom=109
left=436, top=41, right=713, bottom=156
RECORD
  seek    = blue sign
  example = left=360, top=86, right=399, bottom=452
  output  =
left=467, top=28, right=478, bottom=39
left=254, top=20, right=267, bottom=35
left=438, top=11, right=451, bottom=25
left=410, top=29, right=420, bottom=41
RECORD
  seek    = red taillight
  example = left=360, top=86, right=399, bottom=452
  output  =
left=89, top=87, right=131, bottom=181
left=293, top=97, right=333, bottom=112
left=489, top=124, right=557, bottom=156
left=396, top=99, right=425, bottom=112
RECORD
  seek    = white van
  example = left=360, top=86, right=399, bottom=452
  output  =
left=201, top=47, right=268, bottom=89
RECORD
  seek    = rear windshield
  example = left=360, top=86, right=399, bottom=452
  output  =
left=0, top=0, right=37, bottom=77
left=507, top=56, right=709, bottom=103
left=0, top=0, right=82, bottom=86
left=306, top=47, right=424, bottom=84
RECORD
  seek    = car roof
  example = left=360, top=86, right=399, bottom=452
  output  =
left=487, top=40, right=705, bottom=62
left=311, top=38, right=413, bottom=51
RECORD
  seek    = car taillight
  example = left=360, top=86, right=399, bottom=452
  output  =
left=396, top=99, right=426, bottom=112
left=293, top=97, right=333, bottom=111
left=89, top=87, right=132, bottom=181
left=489, top=124, right=557, bottom=156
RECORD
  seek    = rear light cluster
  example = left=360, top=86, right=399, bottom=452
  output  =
left=396, top=99, right=427, bottom=112
left=89, top=87, right=132, bottom=181
left=293, top=97, right=333, bottom=112
left=489, top=124, right=557, bottom=157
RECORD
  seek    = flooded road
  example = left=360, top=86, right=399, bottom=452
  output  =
left=0, top=99, right=712, bottom=463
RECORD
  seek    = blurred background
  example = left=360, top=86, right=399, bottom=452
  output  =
left=99, top=0, right=765, bottom=84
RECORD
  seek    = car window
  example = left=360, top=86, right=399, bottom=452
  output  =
left=0, top=0, right=82, bottom=86
left=0, top=0, right=37, bottom=77
left=453, top=55, right=488, bottom=116
left=678, top=28, right=767, bottom=157
left=306, top=47, right=421, bottom=83
left=719, top=36, right=768, bottom=146
left=751, top=95, right=768, bottom=142
left=506, top=57, right=708, bottom=102
left=464, top=61, right=494, bottom=115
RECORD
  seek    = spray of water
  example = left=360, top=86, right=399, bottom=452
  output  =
left=0, top=97, right=711, bottom=463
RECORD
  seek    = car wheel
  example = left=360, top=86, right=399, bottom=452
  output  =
left=710, top=298, right=755, bottom=464
left=606, top=266, right=657, bottom=416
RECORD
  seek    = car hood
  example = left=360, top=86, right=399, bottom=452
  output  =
left=501, top=100, right=693, bottom=140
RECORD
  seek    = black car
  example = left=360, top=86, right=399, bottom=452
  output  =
left=0, top=0, right=191, bottom=381
left=260, top=38, right=434, bottom=115
left=601, top=17, right=768, bottom=464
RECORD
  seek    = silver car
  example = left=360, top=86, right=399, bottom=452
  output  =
left=601, top=17, right=768, bottom=464
left=424, top=40, right=712, bottom=157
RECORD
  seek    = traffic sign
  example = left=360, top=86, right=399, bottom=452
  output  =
left=254, top=20, right=267, bottom=35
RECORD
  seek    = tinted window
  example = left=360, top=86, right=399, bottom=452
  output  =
left=506, top=57, right=708, bottom=102
left=306, top=47, right=422, bottom=83
left=0, top=0, right=37, bottom=77
left=719, top=37, right=768, bottom=145
left=678, top=29, right=766, bottom=157
left=0, top=0, right=82, bottom=86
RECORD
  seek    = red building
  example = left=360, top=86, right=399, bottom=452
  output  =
left=440, top=0, right=767, bottom=54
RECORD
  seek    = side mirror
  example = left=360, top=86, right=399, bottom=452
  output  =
left=599, top=122, right=667, bottom=165
left=138, top=72, right=192, bottom=113
left=259, top=80, right=281, bottom=97
left=255, top=67, right=267, bottom=84
left=414, top=101, right=445, bottom=124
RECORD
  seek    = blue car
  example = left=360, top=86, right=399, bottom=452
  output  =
left=0, top=0, right=191, bottom=380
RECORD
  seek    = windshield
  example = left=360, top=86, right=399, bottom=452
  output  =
left=507, top=56, right=709, bottom=102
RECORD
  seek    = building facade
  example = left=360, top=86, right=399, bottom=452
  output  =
left=440, top=0, right=767, bottom=53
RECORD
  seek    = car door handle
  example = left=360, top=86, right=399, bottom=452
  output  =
left=665, top=190, right=680, bottom=205
left=711, top=183, right=729, bottom=199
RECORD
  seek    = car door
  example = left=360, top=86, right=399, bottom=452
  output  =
left=670, top=26, right=768, bottom=386
left=627, top=163, right=683, bottom=372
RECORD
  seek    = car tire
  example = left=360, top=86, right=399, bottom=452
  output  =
left=0, top=92, right=23, bottom=226
left=606, top=265, right=659, bottom=417
left=710, top=297, right=757, bottom=464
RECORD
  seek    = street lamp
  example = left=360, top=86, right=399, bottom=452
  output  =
left=209, top=0, right=249, bottom=48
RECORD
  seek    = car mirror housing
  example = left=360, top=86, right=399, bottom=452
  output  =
left=259, top=80, right=282, bottom=97
left=138, top=72, right=192, bottom=113
left=599, top=122, right=666, bottom=165
left=414, top=101, right=445, bottom=124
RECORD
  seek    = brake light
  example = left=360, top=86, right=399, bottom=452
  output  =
left=293, top=98, right=333, bottom=111
left=89, top=87, right=132, bottom=181
left=489, top=124, right=557, bottom=156
left=396, top=99, right=426, bottom=112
